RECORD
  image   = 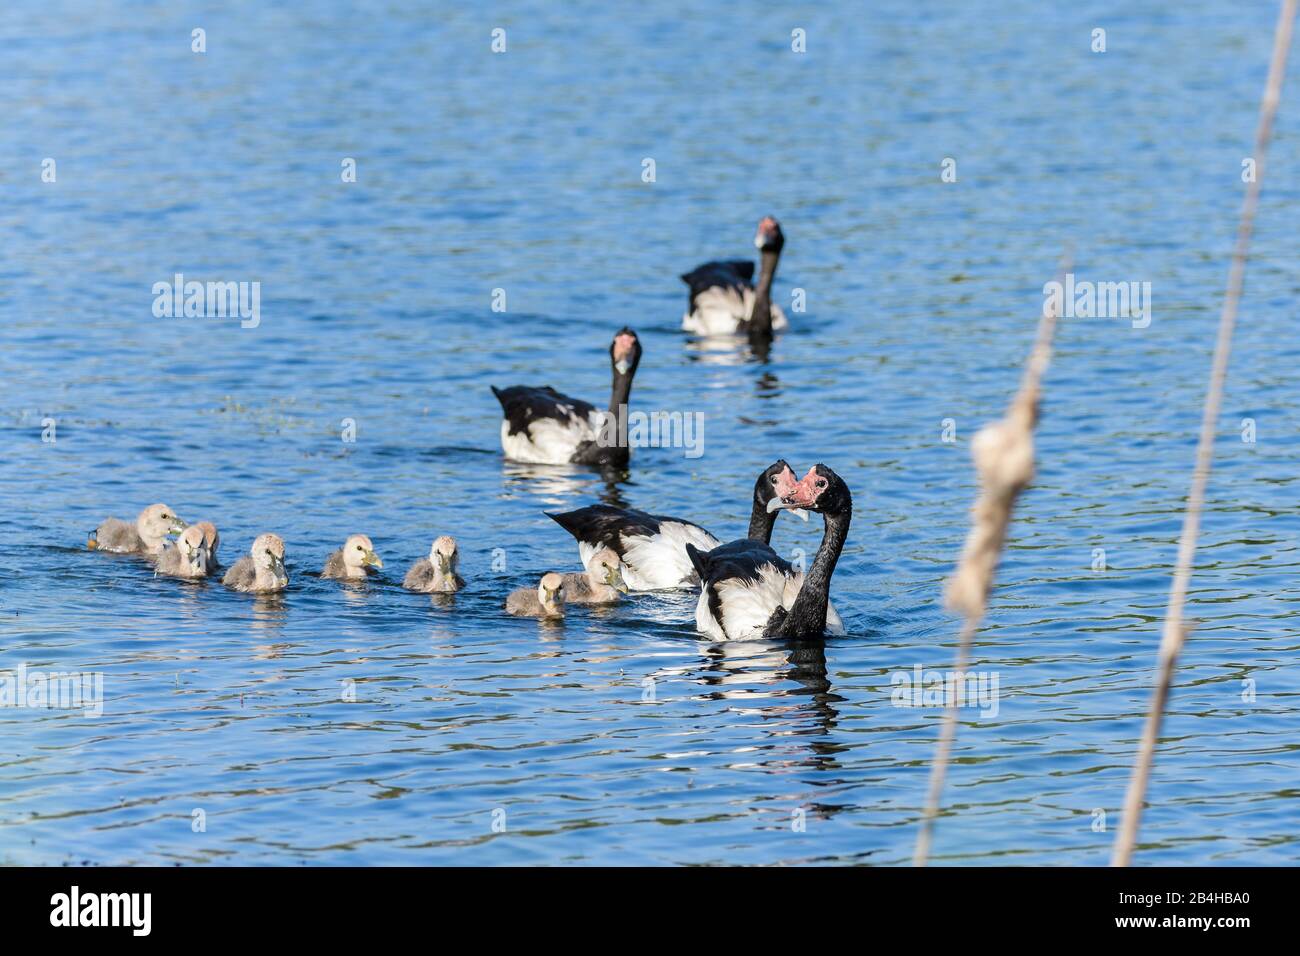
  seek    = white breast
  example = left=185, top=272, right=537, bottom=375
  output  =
left=682, top=287, right=790, bottom=335
left=683, top=286, right=747, bottom=334
left=696, top=566, right=845, bottom=641
left=499, top=411, right=601, bottom=465
left=698, top=563, right=792, bottom=640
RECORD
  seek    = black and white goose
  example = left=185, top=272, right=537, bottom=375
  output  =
left=686, top=464, right=850, bottom=641
left=492, top=328, right=642, bottom=466
left=546, top=460, right=807, bottom=591
left=680, top=217, right=789, bottom=337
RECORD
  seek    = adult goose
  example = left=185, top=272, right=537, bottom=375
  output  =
left=491, top=328, right=641, bottom=466
left=546, top=460, right=806, bottom=591
left=680, top=217, right=788, bottom=338
left=686, top=464, right=850, bottom=641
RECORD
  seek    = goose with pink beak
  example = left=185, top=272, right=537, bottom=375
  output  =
left=550, top=459, right=807, bottom=592
left=685, top=462, right=847, bottom=641
left=492, top=327, right=642, bottom=467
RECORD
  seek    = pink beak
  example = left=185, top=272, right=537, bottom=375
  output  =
left=767, top=465, right=817, bottom=514
left=613, top=333, right=637, bottom=362
left=786, top=467, right=821, bottom=507
left=772, top=465, right=800, bottom=501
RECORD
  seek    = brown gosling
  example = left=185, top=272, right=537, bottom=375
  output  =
left=560, top=548, right=628, bottom=605
left=505, top=572, right=565, bottom=618
left=88, top=503, right=186, bottom=556
left=403, top=535, right=464, bottom=593
left=153, top=525, right=211, bottom=580
left=222, top=533, right=289, bottom=593
left=194, top=521, right=221, bottom=573
left=322, top=534, right=383, bottom=580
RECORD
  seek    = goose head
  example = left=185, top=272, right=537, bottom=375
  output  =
left=754, top=216, right=785, bottom=254
left=343, top=534, right=383, bottom=574
left=430, top=535, right=459, bottom=576
left=194, top=521, right=220, bottom=559
left=175, top=525, right=210, bottom=575
left=252, top=533, right=288, bottom=586
left=759, top=459, right=809, bottom=522
left=788, top=464, right=852, bottom=515
left=138, top=503, right=187, bottom=541
left=589, top=548, right=628, bottom=594
left=610, top=327, right=642, bottom=377
left=538, top=572, right=565, bottom=613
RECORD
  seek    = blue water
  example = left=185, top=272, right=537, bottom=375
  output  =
left=2, top=1, right=1299, bottom=865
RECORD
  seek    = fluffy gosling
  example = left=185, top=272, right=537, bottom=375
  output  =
left=153, top=525, right=211, bottom=580
left=403, top=535, right=464, bottom=593
left=560, top=548, right=628, bottom=605
left=505, top=572, right=565, bottom=618
left=88, top=503, right=186, bottom=556
left=194, top=521, right=221, bottom=573
left=222, top=533, right=289, bottom=593
left=322, top=534, right=383, bottom=580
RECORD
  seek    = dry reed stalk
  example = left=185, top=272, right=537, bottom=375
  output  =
left=912, top=265, right=1065, bottom=867
left=1111, top=0, right=1296, bottom=867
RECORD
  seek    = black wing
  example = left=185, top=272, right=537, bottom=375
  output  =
left=686, top=537, right=794, bottom=588
left=491, top=385, right=598, bottom=437
left=547, top=505, right=709, bottom=557
left=679, top=259, right=755, bottom=311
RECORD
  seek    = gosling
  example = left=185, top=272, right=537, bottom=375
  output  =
left=194, top=521, right=221, bottom=573
left=222, top=533, right=289, bottom=593
left=505, top=572, right=565, bottom=618
left=403, top=536, right=464, bottom=593
left=560, top=548, right=628, bottom=605
left=88, top=504, right=186, bottom=556
left=322, top=534, right=383, bottom=580
left=153, top=525, right=211, bottom=580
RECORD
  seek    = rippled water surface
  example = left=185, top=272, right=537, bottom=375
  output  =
left=3, top=1, right=1299, bottom=865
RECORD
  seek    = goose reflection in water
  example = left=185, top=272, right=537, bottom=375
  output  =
left=683, top=336, right=751, bottom=367
left=754, top=371, right=781, bottom=400
left=681, top=334, right=780, bottom=368
left=653, top=638, right=845, bottom=775
left=500, top=460, right=630, bottom=509
left=248, top=592, right=288, bottom=643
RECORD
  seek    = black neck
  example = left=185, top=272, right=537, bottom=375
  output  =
left=780, top=508, right=849, bottom=638
left=576, top=366, right=635, bottom=467
left=609, top=367, right=634, bottom=416
left=748, top=249, right=781, bottom=338
left=747, top=501, right=776, bottom=543
left=574, top=363, right=637, bottom=467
